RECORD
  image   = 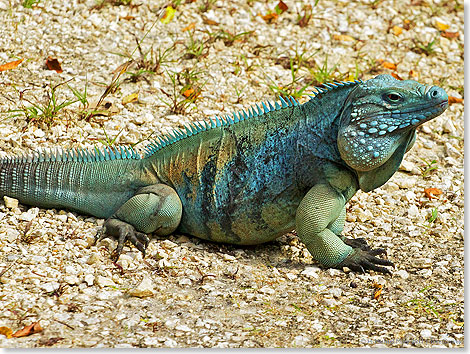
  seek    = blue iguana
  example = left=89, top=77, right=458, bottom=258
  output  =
left=0, top=74, right=448, bottom=273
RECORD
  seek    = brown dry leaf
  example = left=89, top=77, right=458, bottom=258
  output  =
left=122, top=92, right=139, bottom=105
left=441, top=31, right=459, bottom=39
left=45, top=57, right=63, bottom=73
left=408, top=69, right=418, bottom=78
left=373, top=283, right=383, bottom=300
left=0, top=59, right=23, bottom=72
left=392, top=25, right=403, bottom=36
left=202, top=16, right=219, bottom=25
left=0, top=326, right=13, bottom=339
left=297, top=4, right=312, bottom=28
left=435, top=21, right=449, bottom=31
left=391, top=72, right=403, bottom=80
left=448, top=96, right=463, bottom=104
left=379, top=60, right=397, bottom=70
left=261, top=12, right=278, bottom=23
left=183, top=88, right=195, bottom=98
left=403, top=19, right=412, bottom=30
left=182, top=22, right=196, bottom=32
left=333, top=34, right=355, bottom=41
left=275, top=0, right=288, bottom=13
left=424, top=187, right=442, bottom=200
left=12, top=321, right=42, bottom=338
left=120, top=15, right=135, bottom=20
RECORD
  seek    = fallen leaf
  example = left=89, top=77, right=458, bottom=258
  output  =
left=182, top=22, right=196, bottom=32
left=408, top=69, right=418, bottom=78
left=183, top=88, right=195, bottom=98
left=392, top=25, right=403, bottom=36
left=122, top=92, right=139, bottom=105
left=403, top=19, right=412, bottom=30
left=120, top=15, right=135, bottom=20
left=435, top=21, right=449, bottom=31
left=45, top=57, right=63, bottom=73
left=160, top=6, right=175, bottom=24
left=261, top=12, right=278, bottom=23
left=0, top=59, right=23, bottom=72
left=379, top=60, right=397, bottom=70
left=373, top=283, right=383, bottom=300
left=202, top=16, right=219, bottom=25
left=12, top=322, right=42, bottom=338
left=38, top=337, right=64, bottom=346
left=441, top=31, right=459, bottom=39
left=275, top=0, right=288, bottom=14
left=391, top=72, right=403, bottom=80
left=448, top=96, right=463, bottom=104
left=333, top=34, right=355, bottom=41
left=0, top=327, right=13, bottom=339
left=424, top=187, right=442, bottom=200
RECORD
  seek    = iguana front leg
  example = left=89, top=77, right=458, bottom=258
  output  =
left=95, top=184, right=183, bottom=261
left=295, top=184, right=393, bottom=274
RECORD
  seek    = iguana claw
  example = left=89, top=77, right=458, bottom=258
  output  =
left=342, top=237, right=372, bottom=251
left=337, top=247, right=394, bottom=274
left=95, top=218, right=150, bottom=261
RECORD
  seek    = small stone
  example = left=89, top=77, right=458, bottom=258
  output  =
left=175, top=324, right=192, bottom=332
left=178, top=278, right=192, bottom=286
left=3, top=196, right=18, bottom=209
left=322, top=298, right=339, bottom=307
left=55, top=214, right=68, bottom=223
left=395, top=270, right=409, bottom=279
left=96, top=275, right=115, bottom=288
left=301, top=266, right=320, bottom=278
left=259, top=286, right=275, bottom=295
left=33, top=128, right=46, bottom=138
left=128, top=275, right=155, bottom=297
left=64, top=275, right=80, bottom=285
left=164, top=338, right=177, bottom=347
left=161, top=240, right=177, bottom=249
left=293, top=335, right=309, bottom=346
left=223, top=254, right=236, bottom=261
left=357, top=209, right=373, bottom=222
left=408, top=204, right=419, bottom=217
left=86, top=252, right=100, bottom=265
left=164, top=318, right=179, bottom=330
left=117, top=254, right=133, bottom=270
left=420, top=329, right=432, bottom=339
left=84, top=274, right=94, bottom=286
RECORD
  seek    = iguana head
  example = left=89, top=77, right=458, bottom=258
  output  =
left=337, top=74, right=448, bottom=192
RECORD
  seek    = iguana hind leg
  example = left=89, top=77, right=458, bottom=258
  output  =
left=96, top=184, right=182, bottom=261
left=295, top=184, right=393, bottom=274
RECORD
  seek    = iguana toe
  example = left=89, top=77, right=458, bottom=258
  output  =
left=96, top=218, right=150, bottom=261
left=337, top=248, right=394, bottom=274
left=342, top=237, right=372, bottom=251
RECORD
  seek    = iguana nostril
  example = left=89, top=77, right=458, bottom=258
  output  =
left=427, top=86, right=448, bottom=101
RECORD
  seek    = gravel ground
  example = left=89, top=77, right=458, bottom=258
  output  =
left=0, top=0, right=464, bottom=348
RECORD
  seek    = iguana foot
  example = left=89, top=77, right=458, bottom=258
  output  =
left=342, top=237, right=371, bottom=251
left=95, top=218, right=150, bottom=261
left=337, top=248, right=394, bottom=274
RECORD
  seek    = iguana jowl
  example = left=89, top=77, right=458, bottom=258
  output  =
left=0, top=74, right=448, bottom=273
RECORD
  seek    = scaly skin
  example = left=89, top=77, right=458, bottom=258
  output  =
left=0, top=74, right=448, bottom=273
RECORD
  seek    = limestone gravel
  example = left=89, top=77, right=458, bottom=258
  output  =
left=0, top=0, right=464, bottom=349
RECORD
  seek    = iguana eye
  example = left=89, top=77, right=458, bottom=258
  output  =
left=384, top=93, right=402, bottom=102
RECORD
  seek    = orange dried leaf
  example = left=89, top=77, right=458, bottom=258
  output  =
left=0, top=59, right=23, bottom=72
left=403, top=19, right=412, bottom=30
left=424, top=187, right=442, bottom=200
left=381, top=61, right=397, bottom=70
left=261, top=12, right=278, bottom=23
left=391, top=72, right=403, bottom=80
left=120, top=15, right=135, bottom=20
left=448, top=96, right=463, bottom=104
left=45, top=57, right=63, bottom=73
left=12, top=322, right=42, bottom=338
left=373, top=283, right=383, bottom=300
left=435, top=21, right=449, bottom=31
left=333, top=34, right=355, bottom=41
left=408, top=69, right=418, bottom=78
left=183, top=88, right=195, bottom=98
left=0, top=327, right=13, bottom=339
left=392, top=26, right=403, bottom=36
left=441, top=31, right=459, bottom=39
left=182, top=22, right=196, bottom=32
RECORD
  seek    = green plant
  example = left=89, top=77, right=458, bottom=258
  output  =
left=98, top=126, right=125, bottom=146
left=8, top=81, right=78, bottom=125
left=412, top=36, right=439, bottom=56
left=199, top=0, right=217, bottom=12
left=183, top=31, right=206, bottom=60
left=159, top=70, right=203, bottom=114
left=309, top=55, right=338, bottom=85
left=207, top=29, right=253, bottom=47
left=22, top=0, right=41, bottom=8
left=427, top=208, right=438, bottom=223
left=420, top=158, right=438, bottom=177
